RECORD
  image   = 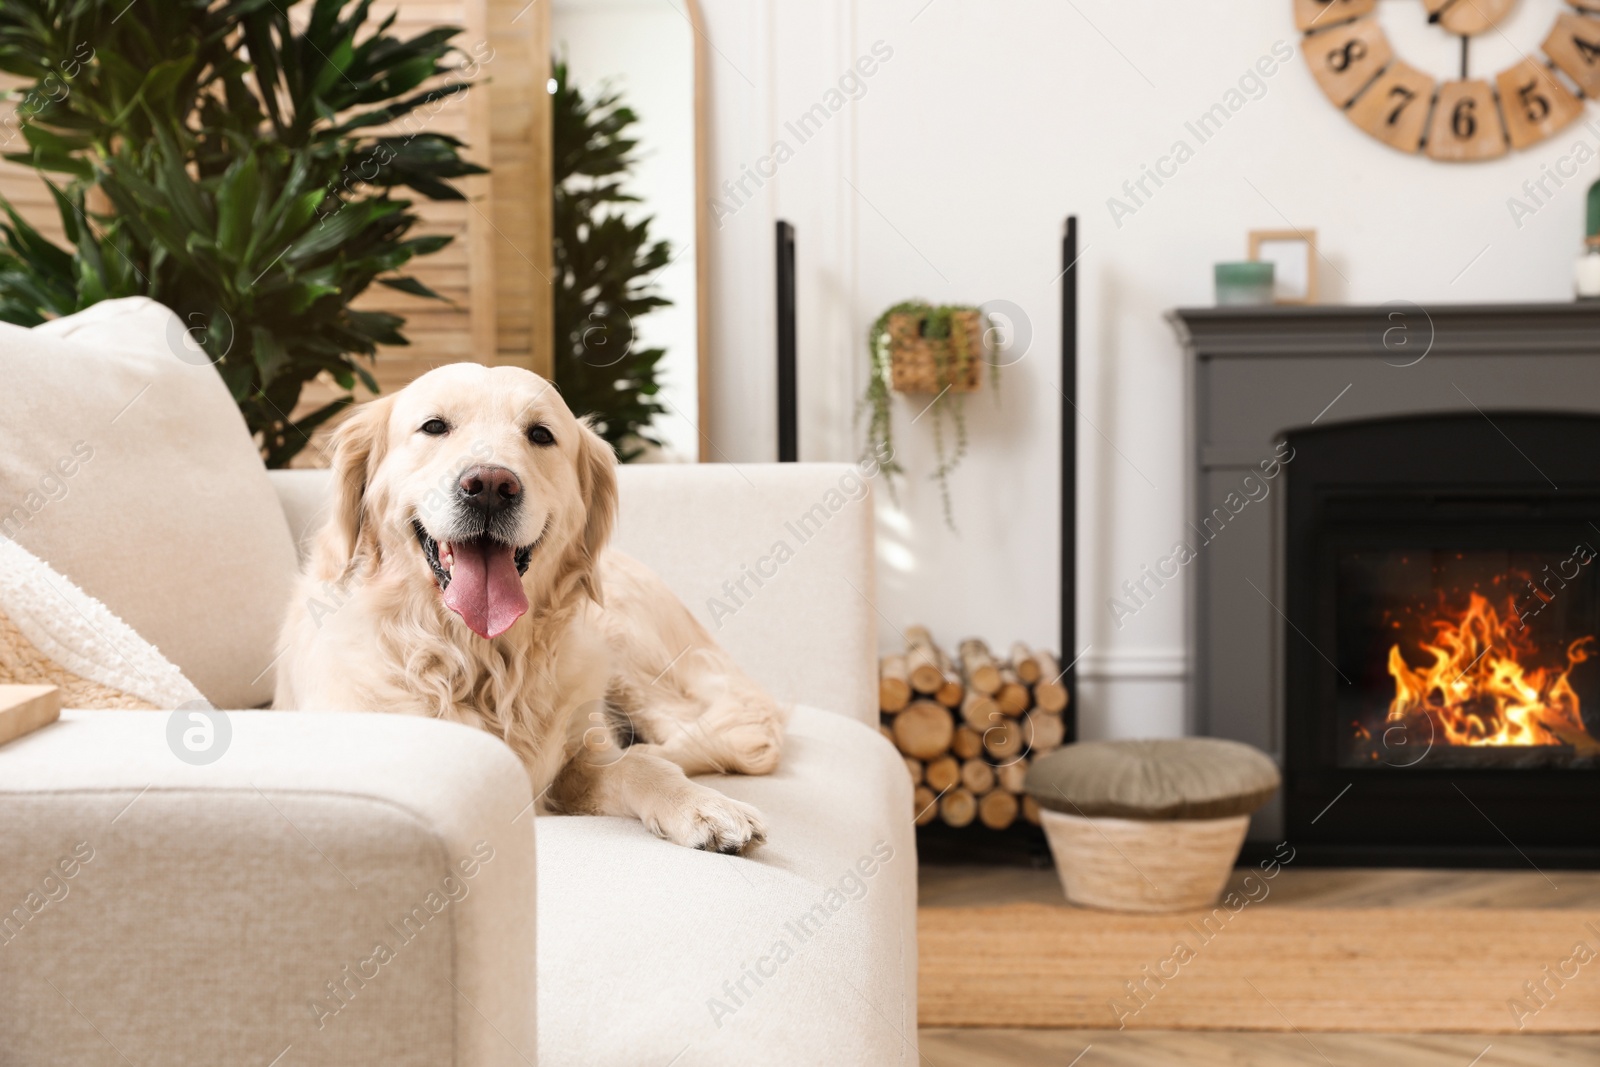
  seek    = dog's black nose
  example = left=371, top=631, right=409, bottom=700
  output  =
left=458, top=464, right=522, bottom=515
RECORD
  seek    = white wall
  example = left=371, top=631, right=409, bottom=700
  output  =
left=553, top=0, right=698, bottom=460
left=696, top=0, right=1595, bottom=737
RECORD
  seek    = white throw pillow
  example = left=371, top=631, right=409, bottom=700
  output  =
left=0, top=537, right=204, bottom=709
left=0, top=297, right=298, bottom=707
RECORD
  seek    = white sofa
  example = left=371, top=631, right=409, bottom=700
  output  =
left=0, top=303, right=917, bottom=1066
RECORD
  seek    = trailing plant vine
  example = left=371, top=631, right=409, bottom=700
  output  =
left=861, top=299, right=994, bottom=530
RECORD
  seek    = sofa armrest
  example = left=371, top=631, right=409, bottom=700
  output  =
left=268, top=468, right=335, bottom=563
left=0, top=710, right=536, bottom=1067
left=614, top=463, right=879, bottom=726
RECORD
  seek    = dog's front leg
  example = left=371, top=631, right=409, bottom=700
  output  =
left=547, top=748, right=767, bottom=854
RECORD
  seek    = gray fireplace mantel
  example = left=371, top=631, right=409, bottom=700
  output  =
left=1170, top=301, right=1600, bottom=358
left=1168, top=301, right=1600, bottom=840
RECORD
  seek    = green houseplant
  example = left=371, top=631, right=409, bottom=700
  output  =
left=0, top=0, right=484, bottom=465
left=862, top=300, right=992, bottom=528
left=550, top=58, right=672, bottom=462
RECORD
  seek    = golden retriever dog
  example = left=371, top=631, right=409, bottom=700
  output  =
left=274, top=363, right=784, bottom=853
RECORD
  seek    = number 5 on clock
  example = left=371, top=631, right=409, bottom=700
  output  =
left=1494, top=56, right=1582, bottom=150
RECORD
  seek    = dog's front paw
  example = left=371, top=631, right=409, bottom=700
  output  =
left=650, top=785, right=767, bottom=854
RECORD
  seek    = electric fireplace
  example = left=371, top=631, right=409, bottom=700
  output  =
left=1174, top=301, right=1600, bottom=866
left=1283, top=413, right=1600, bottom=864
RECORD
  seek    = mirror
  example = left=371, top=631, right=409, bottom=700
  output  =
left=551, top=0, right=708, bottom=462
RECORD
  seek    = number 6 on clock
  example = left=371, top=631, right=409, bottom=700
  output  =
left=1425, top=81, right=1508, bottom=161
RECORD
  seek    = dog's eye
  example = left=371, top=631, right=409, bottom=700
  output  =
left=527, top=425, right=555, bottom=446
left=420, top=418, right=450, bottom=436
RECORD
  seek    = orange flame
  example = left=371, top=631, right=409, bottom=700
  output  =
left=1385, top=592, right=1596, bottom=747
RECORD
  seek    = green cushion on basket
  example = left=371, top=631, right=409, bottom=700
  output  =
left=1024, top=738, right=1280, bottom=821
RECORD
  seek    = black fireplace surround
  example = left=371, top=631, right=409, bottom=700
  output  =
left=1284, top=413, right=1600, bottom=866
left=1172, top=302, right=1600, bottom=869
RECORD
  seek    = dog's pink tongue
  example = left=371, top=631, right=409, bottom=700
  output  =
left=442, top=540, right=527, bottom=639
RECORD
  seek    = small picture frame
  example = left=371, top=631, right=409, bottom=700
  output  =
left=1248, top=229, right=1318, bottom=305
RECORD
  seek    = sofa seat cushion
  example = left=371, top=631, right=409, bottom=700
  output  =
left=0, top=298, right=299, bottom=707
left=536, top=705, right=918, bottom=1066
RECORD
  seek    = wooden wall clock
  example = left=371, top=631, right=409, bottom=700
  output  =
left=1297, top=0, right=1600, bottom=160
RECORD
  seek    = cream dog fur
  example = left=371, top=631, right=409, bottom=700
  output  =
left=274, top=363, right=784, bottom=853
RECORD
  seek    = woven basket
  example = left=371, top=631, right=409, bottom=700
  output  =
left=1039, top=809, right=1251, bottom=913
left=887, top=311, right=983, bottom=394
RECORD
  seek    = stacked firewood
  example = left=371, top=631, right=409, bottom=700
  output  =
left=878, top=626, right=1070, bottom=831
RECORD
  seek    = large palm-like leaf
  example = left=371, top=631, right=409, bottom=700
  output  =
left=0, top=0, right=484, bottom=465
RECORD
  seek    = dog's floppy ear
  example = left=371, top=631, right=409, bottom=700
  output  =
left=316, top=395, right=395, bottom=580
left=574, top=416, right=618, bottom=604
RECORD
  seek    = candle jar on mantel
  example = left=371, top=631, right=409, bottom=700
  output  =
left=1581, top=178, right=1600, bottom=299
left=1577, top=237, right=1600, bottom=300
left=1214, top=261, right=1274, bottom=307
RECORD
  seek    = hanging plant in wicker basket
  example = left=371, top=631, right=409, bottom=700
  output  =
left=862, top=300, right=994, bottom=529
left=887, top=310, right=983, bottom=393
